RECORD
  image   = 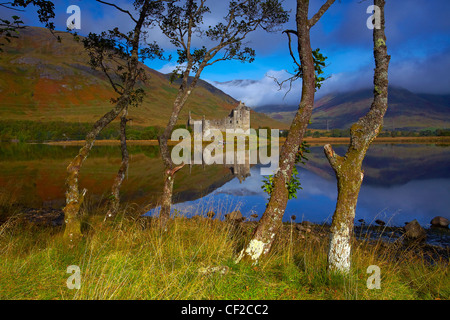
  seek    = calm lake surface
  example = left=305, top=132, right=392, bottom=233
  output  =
left=1, top=142, right=449, bottom=229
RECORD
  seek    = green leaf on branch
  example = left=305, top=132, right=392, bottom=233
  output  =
left=262, top=141, right=310, bottom=203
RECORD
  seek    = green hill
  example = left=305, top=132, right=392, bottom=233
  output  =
left=0, top=27, right=286, bottom=131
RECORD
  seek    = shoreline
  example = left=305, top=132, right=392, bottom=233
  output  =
left=11, top=206, right=450, bottom=247
left=40, top=136, right=450, bottom=146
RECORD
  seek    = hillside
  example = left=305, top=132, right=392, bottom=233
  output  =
left=261, top=87, right=450, bottom=131
left=0, top=27, right=286, bottom=129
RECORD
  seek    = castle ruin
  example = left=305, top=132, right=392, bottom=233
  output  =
left=187, top=101, right=251, bottom=133
left=186, top=101, right=252, bottom=183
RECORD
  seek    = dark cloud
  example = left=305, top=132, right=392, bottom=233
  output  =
left=4, top=0, right=449, bottom=54
left=311, top=0, right=450, bottom=50
left=389, top=50, right=450, bottom=94
left=2, top=0, right=449, bottom=99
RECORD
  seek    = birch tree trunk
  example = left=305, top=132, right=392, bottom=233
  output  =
left=105, top=108, right=129, bottom=221
left=63, top=95, right=129, bottom=243
left=237, top=0, right=335, bottom=264
left=62, top=1, right=150, bottom=242
left=325, top=0, right=390, bottom=273
left=158, top=84, right=194, bottom=227
left=158, top=166, right=176, bottom=228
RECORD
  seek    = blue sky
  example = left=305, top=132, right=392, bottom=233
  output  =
left=2, top=0, right=450, bottom=107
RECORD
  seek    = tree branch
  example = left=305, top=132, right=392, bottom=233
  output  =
left=96, top=0, right=138, bottom=23
left=167, top=163, right=185, bottom=176
left=324, top=144, right=343, bottom=171
left=0, top=2, right=24, bottom=11
left=100, top=60, right=124, bottom=95
left=283, top=29, right=301, bottom=69
left=309, top=0, right=336, bottom=27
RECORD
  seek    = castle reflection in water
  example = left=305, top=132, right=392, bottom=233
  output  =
left=188, top=148, right=251, bottom=184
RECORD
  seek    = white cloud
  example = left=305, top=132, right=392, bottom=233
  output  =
left=207, top=70, right=303, bottom=108
left=156, top=62, right=187, bottom=75
left=206, top=68, right=374, bottom=109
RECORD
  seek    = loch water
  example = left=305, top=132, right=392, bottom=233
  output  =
left=1, top=142, right=449, bottom=245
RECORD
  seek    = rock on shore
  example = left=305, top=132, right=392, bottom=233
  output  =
left=430, top=216, right=449, bottom=229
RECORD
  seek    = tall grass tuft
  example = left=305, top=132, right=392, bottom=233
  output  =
left=0, top=204, right=448, bottom=300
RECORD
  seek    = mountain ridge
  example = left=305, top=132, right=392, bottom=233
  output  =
left=0, top=27, right=286, bottom=129
left=260, top=86, right=450, bottom=130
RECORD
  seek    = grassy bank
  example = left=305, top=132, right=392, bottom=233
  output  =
left=0, top=206, right=448, bottom=300
left=42, top=135, right=450, bottom=146
left=0, top=120, right=187, bottom=143
left=304, top=136, right=450, bottom=144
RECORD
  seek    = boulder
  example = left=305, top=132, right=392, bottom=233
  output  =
left=404, top=219, right=427, bottom=242
left=225, top=210, right=244, bottom=223
left=375, top=219, right=386, bottom=226
left=24, top=208, right=64, bottom=227
left=430, top=216, right=449, bottom=229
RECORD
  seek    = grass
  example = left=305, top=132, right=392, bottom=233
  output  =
left=0, top=203, right=448, bottom=300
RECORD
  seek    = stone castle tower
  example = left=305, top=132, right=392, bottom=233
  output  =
left=187, top=101, right=251, bottom=132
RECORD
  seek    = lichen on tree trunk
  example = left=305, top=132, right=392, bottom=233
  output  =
left=325, top=153, right=364, bottom=272
left=325, top=0, right=390, bottom=273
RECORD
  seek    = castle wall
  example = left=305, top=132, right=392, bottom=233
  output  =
left=188, top=102, right=250, bottom=133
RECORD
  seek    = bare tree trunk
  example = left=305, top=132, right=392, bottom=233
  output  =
left=158, top=76, right=198, bottom=227
left=324, top=149, right=364, bottom=272
left=158, top=132, right=185, bottom=228
left=325, top=0, right=390, bottom=273
left=105, top=108, right=129, bottom=221
left=62, top=1, right=151, bottom=242
left=159, top=169, right=175, bottom=227
left=237, top=0, right=335, bottom=264
left=63, top=95, right=129, bottom=243
left=158, top=115, right=179, bottom=227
